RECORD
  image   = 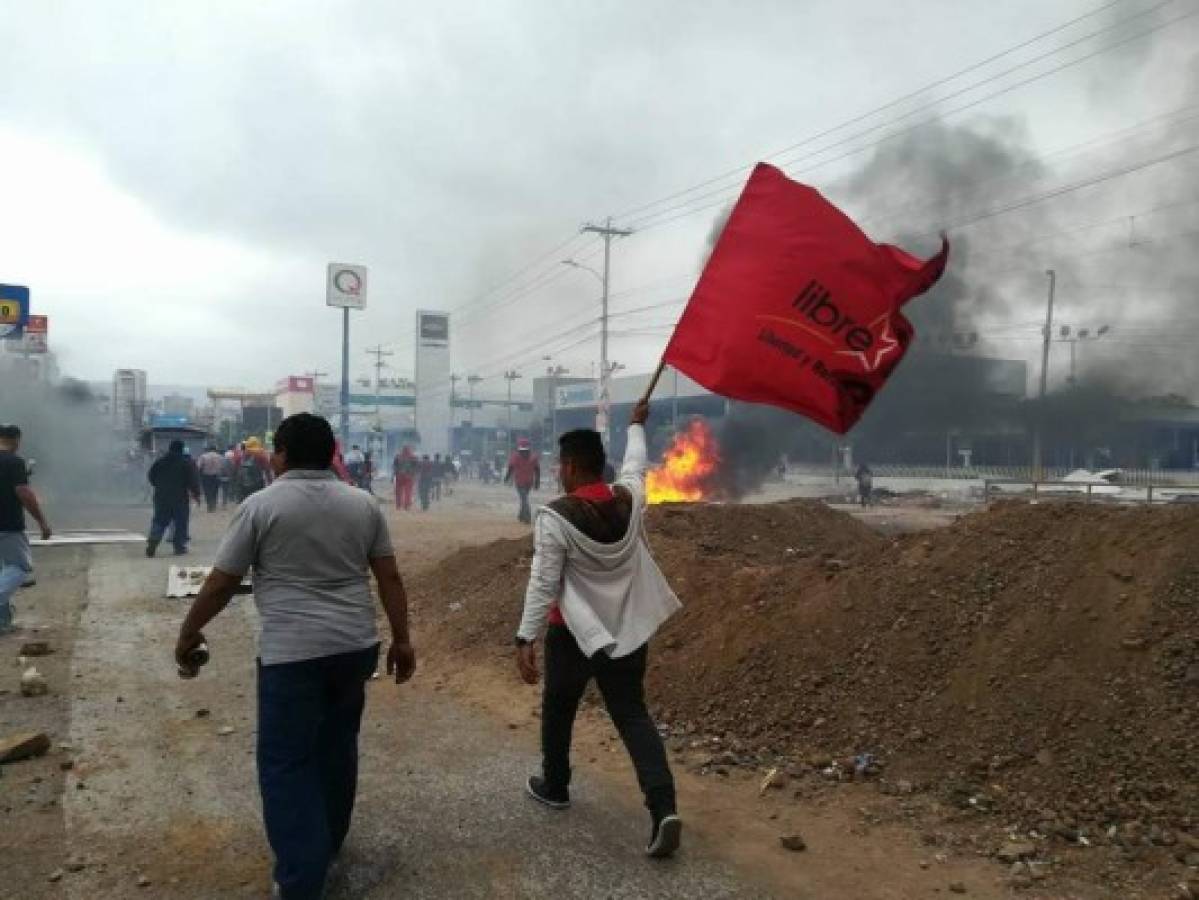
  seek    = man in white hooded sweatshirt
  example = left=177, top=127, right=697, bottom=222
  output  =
left=515, top=400, right=683, bottom=858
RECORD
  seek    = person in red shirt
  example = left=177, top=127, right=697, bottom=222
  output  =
left=392, top=446, right=416, bottom=511
left=504, top=438, right=540, bottom=524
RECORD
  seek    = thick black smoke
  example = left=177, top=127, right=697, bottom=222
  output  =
left=680, top=53, right=1199, bottom=487
left=0, top=366, right=124, bottom=508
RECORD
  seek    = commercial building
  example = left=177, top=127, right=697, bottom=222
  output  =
left=275, top=376, right=317, bottom=418
left=112, top=369, right=148, bottom=435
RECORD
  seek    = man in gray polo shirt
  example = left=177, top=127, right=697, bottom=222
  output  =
left=175, top=413, right=416, bottom=900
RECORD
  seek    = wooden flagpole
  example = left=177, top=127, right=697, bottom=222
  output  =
left=641, top=359, right=668, bottom=403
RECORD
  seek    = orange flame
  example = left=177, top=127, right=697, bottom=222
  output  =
left=647, top=419, right=722, bottom=504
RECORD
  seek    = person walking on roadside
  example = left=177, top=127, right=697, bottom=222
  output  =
left=361, top=449, right=375, bottom=494
left=505, top=438, right=540, bottom=524
left=514, top=400, right=683, bottom=858
left=0, top=425, right=52, bottom=635
left=174, top=413, right=416, bottom=900
left=417, top=455, right=434, bottom=512
left=238, top=438, right=271, bottom=501
left=147, top=439, right=201, bottom=557
left=429, top=453, right=444, bottom=502
left=197, top=445, right=225, bottom=512
left=344, top=444, right=365, bottom=487
left=392, top=446, right=416, bottom=511
left=854, top=462, right=873, bottom=508
left=220, top=445, right=237, bottom=508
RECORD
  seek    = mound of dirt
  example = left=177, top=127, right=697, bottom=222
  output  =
left=411, top=498, right=1198, bottom=857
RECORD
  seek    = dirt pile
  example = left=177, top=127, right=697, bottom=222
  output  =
left=411, top=499, right=1198, bottom=851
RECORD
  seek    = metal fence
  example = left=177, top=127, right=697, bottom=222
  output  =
left=983, top=479, right=1199, bottom=505
left=790, top=463, right=1199, bottom=486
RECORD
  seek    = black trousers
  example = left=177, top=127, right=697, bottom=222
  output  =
left=542, top=624, right=676, bottom=817
left=200, top=474, right=221, bottom=511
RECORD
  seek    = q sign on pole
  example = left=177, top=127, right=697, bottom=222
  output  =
left=327, top=263, right=369, bottom=443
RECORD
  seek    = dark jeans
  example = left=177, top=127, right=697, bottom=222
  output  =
left=542, top=625, right=675, bottom=817
left=517, top=486, right=532, bottom=524
left=258, top=644, right=379, bottom=900
left=200, top=474, right=221, bottom=511
left=149, top=500, right=190, bottom=552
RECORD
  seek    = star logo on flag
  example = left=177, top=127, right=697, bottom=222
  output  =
left=836, top=313, right=900, bottom=373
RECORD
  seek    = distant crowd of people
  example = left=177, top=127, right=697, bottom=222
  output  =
left=390, top=448, right=456, bottom=512
left=137, top=434, right=559, bottom=558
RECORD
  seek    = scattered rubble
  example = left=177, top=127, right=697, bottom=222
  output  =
left=19, top=666, right=48, bottom=697
left=778, top=833, right=807, bottom=852
left=996, top=841, right=1038, bottom=864
left=0, top=731, right=50, bottom=764
left=413, top=498, right=1199, bottom=893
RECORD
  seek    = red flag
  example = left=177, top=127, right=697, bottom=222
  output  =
left=663, top=163, right=949, bottom=434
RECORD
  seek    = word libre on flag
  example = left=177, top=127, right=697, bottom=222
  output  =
left=662, top=163, right=950, bottom=434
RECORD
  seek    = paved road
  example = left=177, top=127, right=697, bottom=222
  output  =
left=58, top=537, right=771, bottom=899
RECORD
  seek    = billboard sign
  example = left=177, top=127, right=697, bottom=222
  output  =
left=326, top=263, right=368, bottom=309
left=557, top=383, right=597, bottom=408
left=23, top=315, right=48, bottom=353
left=276, top=375, right=315, bottom=394
left=418, top=311, right=449, bottom=345
left=0, top=284, right=30, bottom=340
left=414, top=310, right=452, bottom=455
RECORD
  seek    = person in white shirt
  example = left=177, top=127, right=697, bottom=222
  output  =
left=514, top=399, right=683, bottom=858
left=196, top=445, right=226, bottom=512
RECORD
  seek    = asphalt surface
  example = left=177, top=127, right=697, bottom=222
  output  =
left=54, top=522, right=771, bottom=898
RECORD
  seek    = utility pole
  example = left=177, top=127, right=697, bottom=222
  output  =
left=304, top=370, right=328, bottom=415
left=503, top=369, right=522, bottom=452
left=1032, top=269, right=1056, bottom=480
left=580, top=217, right=633, bottom=445
left=365, top=346, right=394, bottom=424
left=449, top=374, right=461, bottom=451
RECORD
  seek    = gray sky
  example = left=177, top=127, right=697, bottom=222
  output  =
left=0, top=0, right=1194, bottom=397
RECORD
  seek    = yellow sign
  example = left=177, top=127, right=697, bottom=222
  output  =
left=0, top=300, right=19, bottom=324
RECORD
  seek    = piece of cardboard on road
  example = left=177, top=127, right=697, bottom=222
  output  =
left=166, top=566, right=252, bottom=599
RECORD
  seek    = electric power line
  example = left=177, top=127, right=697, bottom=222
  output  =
left=611, top=0, right=1140, bottom=223
left=432, top=0, right=1162, bottom=350
left=629, top=5, right=1197, bottom=235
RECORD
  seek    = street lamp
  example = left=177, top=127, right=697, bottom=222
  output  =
left=562, top=259, right=604, bottom=284
left=1056, top=324, right=1112, bottom=385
